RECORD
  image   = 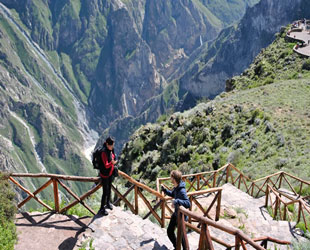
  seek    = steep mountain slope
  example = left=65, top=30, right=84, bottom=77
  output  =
left=177, top=0, right=310, bottom=100
left=100, top=0, right=310, bottom=153
left=0, top=0, right=259, bottom=206
left=0, top=0, right=258, bottom=153
left=117, top=27, right=310, bottom=186
left=0, top=5, right=97, bottom=202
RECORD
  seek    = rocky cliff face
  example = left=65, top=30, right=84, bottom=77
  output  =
left=178, top=0, right=309, bottom=100
left=0, top=0, right=259, bottom=128
left=0, top=0, right=272, bottom=184
left=0, top=4, right=98, bottom=202
left=0, top=0, right=258, bottom=159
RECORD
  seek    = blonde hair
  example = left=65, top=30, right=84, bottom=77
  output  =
left=170, top=170, right=182, bottom=184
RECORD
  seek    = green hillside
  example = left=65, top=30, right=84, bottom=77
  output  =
left=118, top=27, right=310, bottom=186
left=227, top=26, right=310, bottom=90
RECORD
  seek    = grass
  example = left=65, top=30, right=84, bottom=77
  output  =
left=125, top=49, right=136, bottom=61
left=0, top=172, right=17, bottom=250
left=79, top=238, right=95, bottom=250
left=229, top=26, right=310, bottom=91
left=294, top=185, right=310, bottom=197
left=291, top=234, right=310, bottom=250
left=29, top=194, right=100, bottom=218
left=192, top=0, right=222, bottom=28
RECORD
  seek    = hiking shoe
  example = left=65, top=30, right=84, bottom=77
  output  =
left=99, top=209, right=108, bottom=216
left=106, top=202, right=113, bottom=210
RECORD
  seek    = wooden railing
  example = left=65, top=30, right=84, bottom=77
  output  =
left=112, top=171, right=222, bottom=227
left=9, top=165, right=297, bottom=249
left=176, top=207, right=291, bottom=250
left=157, top=163, right=259, bottom=195
left=157, top=163, right=310, bottom=199
left=161, top=187, right=222, bottom=223
left=157, top=163, right=310, bottom=234
left=265, top=184, right=310, bottom=230
left=9, top=170, right=222, bottom=228
left=9, top=173, right=101, bottom=215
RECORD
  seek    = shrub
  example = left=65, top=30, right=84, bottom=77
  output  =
left=169, top=131, right=186, bottom=149
left=302, top=59, right=310, bottom=70
left=254, top=62, right=264, bottom=76
left=157, top=114, right=167, bottom=123
left=131, top=138, right=145, bottom=156
left=287, top=43, right=296, bottom=49
left=287, top=204, right=295, bottom=213
left=296, top=222, right=307, bottom=233
left=294, top=185, right=310, bottom=196
left=0, top=172, right=17, bottom=250
left=263, top=77, right=274, bottom=85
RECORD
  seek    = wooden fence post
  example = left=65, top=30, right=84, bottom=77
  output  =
left=161, top=199, right=165, bottom=228
left=283, top=204, right=287, bottom=221
left=213, top=172, right=217, bottom=188
left=202, top=223, right=214, bottom=250
left=53, top=178, right=59, bottom=213
left=216, top=189, right=222, bottom=221
left=278, top=173, right=283, bottom=189
left=134, top=185, right=138, bottom=215
left=274, top=197, right=279, bottom=219
left=176, top=210, right=183, bottom=250
left=235, top=235, right=241, bottom=250
left=197, top=175, right=200, bottom=190
left=226, top=166, right=230, bottom=183
left=265, top=185, right=269, bottom=207
left=297, top=201, right=301, bottom=223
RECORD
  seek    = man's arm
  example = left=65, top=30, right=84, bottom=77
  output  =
left=174, top=189, right=190, bottom=208
left=162, top=186, right=173, bottom=197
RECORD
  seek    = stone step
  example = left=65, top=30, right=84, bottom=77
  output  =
left=75, top=206, right=176, bottom=250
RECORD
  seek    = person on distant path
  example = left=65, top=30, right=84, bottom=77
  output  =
left=161, top=170, right=190, bottom=249
left=99, top=136, right=117, bottom=216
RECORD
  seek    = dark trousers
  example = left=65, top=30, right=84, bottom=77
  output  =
left=167, top=212, right=186, bottom=249
left=100, top=177, right=112, bottom=209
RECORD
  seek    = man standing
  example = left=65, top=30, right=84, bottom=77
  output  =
left=99, top=136, right=117, bottom=216
left=162, top=170, right=190, bottom=249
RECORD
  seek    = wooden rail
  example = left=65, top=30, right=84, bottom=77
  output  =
left=176, top=207, right=291, bottom=250
left=113, top=171, right=223, bottom=227
left=157, top=163, right=261, bottom=195
left=9, top=163, right=309, bottom=248
left=157, top=163, right=310, bottom=234
left=157, top=163, right=310, bottom=200
left=8, top=170, right=222, bottom=228
left=265, top=184, right=310, bottom=231
left=9, top=174, right=101, bottom=215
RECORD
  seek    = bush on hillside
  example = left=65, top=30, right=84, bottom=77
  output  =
left=302, top=59, right=310, bottom=70
left=0, top=172, right=17, bottom=250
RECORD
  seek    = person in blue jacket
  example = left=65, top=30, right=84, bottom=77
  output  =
left=162, top=170, right=190, bottom=249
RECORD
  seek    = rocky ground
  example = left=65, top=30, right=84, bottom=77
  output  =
left=15, top=184, right=310, bottom=250
left=14, top=212, right=92, bottom=250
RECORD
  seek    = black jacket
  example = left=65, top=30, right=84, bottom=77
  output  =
left=163, top=181, right=190, bottom=213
